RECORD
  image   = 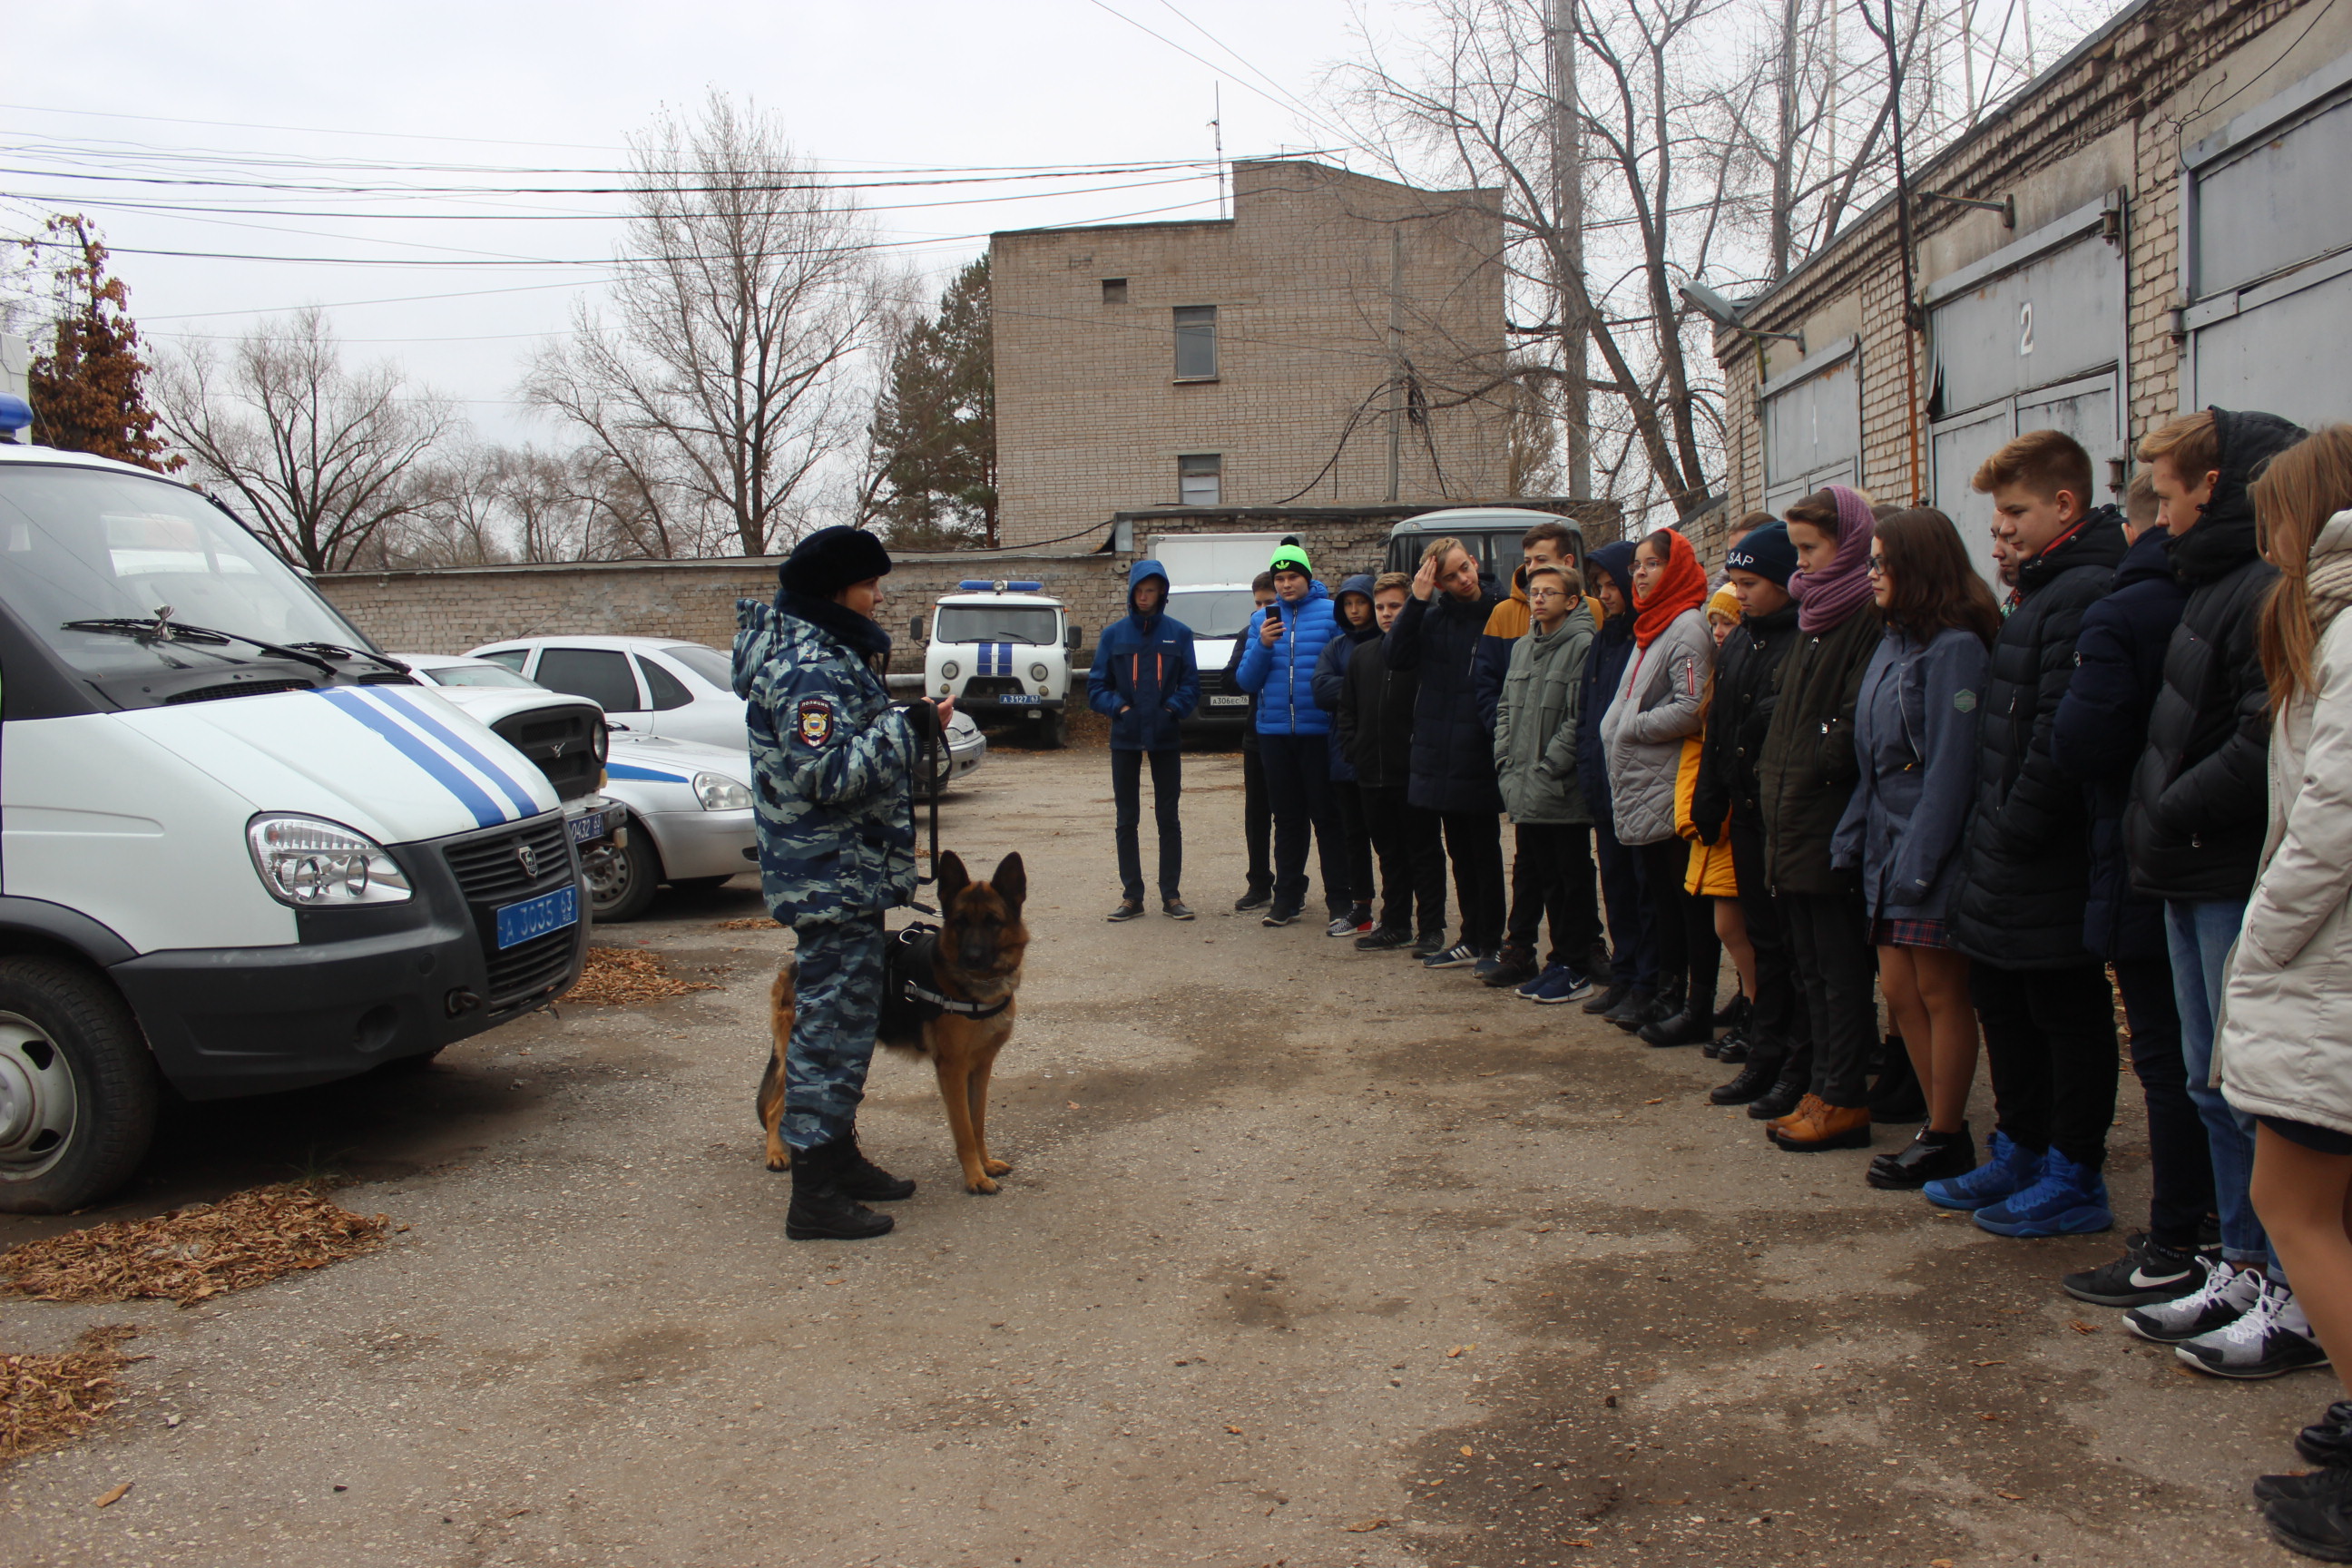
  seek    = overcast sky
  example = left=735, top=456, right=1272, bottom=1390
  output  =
left=6, top=0, right=1399, bottom=442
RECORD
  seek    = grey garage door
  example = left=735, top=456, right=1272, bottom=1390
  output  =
left=1925, top=193, right=2128, bottom=587
left=1759, top=336, right=1861, bottom=517
left=2182, top=52, right=2352, bottom=425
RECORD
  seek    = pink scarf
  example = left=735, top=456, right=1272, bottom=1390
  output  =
left=1792, top=485, right=1878, bottom=633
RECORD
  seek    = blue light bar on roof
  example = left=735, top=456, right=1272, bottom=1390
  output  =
left=955, top=579, right=1044, bottom=593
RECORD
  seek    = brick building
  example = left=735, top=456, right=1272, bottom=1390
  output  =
left=989, top=159, right=1513, bottom=550
left=1711, top=0, right=2352, bottom=580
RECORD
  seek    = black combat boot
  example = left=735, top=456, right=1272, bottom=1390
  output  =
left=1710, top=1041, right=1784, bottom=1105
left=1615, top=974, right=1681, bottom=1034
left=1640, top=972, right=1718, bottom=1048
left=786, top=1137, right=896, bottom=1241
left=837, top=1124, right=916, bottom=1201
left=1745, top=1046, right=1812, bottom=1121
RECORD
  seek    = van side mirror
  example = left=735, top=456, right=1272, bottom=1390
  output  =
left=909, top=615, right=926, bottom=642
left=1065, top=625, right=1082, bottom=650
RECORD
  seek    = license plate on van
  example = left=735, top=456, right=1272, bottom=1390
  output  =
left=495, top=886, right=578, bottom=949
left=567, top=810, right=606, bottom=844
left=996, top=693, right=1040, bottom=705
left=1208, top=694, right=1248, bottom=706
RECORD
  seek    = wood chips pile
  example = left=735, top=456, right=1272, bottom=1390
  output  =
left=0, top=1186, right=387, bottom=1308
left=1, top=1326, right=138, bottom=1466
left=567, top=946, right=720, bottom=1005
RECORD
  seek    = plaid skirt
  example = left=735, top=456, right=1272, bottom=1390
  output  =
left=1873, top=916, right=1951, bottom=950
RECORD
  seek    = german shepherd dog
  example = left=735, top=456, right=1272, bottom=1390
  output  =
left=760, top=851, right=1028, bottom=1193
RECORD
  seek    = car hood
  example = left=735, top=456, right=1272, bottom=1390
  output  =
left=605, top=732, right=753, bottom=786
left=118, top=682, right=559, bottom=846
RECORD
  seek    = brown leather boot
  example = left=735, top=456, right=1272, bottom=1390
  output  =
left=1766, top=1093, right=1822, bottom=1133
left=1770, top=1098, right=1874, bottom=1152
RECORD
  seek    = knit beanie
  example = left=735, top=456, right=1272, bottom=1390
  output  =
left=779, top=525, right=893, bottom=598
left=1723, top=522, right=1797, bottom=587
left=1269, top=543, right=1313, bottom=577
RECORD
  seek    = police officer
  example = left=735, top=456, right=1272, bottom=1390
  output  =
left=733, top=525, right=948, bottom=1240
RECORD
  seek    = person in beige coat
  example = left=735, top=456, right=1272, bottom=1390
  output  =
left=2216, top=427, right=2352, bottom=1553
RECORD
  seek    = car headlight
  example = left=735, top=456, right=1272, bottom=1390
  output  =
left=693, top=771, right=754, bottom=811
left=1030, top=662, right=1048, bottom=681
left=246, top=815, right=412, bottom=906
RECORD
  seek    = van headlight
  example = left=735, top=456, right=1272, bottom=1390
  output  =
left=694, top=772, right=753, bottom=811
left=246, top=815, right=412, bottom=906
left=941, top=661, right=960, bottom=681
left=1030, top=662, right=1049, bottom=681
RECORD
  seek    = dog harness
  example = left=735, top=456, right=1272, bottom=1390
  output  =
left=877, top=923, right=1011, bottom=1047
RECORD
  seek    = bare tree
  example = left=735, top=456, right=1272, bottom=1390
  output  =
left=526, top=93, right=896, bottom=558
left=158, top=307, right=456, bottom=572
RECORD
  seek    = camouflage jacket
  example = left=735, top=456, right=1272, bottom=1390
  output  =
left=733, top=596, right=918, bottom=926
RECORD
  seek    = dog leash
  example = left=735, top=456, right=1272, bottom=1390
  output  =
left=910, top=700, right=942, bottom=911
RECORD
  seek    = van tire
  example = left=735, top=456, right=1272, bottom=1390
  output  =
left=0, top=956, right=162, bottom=1215
left=1037, top=710, right=1067, bottom=749
left=588, top=829, right=662, bottom=924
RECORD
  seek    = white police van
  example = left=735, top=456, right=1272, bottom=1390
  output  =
left=915, top=579, right=1080, bottom=749
left=0, top=425, right=588, bottom=1213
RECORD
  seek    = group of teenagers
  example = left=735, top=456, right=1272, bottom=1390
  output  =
left=1086, top=406, right=2352, bottom=1554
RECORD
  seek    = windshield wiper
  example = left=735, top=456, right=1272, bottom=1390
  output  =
left=289, top=642, right=411, bottom=678
left=63, top=610, right=340, bottom=678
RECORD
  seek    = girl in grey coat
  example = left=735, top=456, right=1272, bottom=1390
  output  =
left=1601, top=527, right=1716, bottom=1034
left=1832, top=509, right=2001, bottom=1189
left=2220, top=435, right=2352, bottom=1480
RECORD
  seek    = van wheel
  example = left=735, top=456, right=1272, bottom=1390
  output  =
left=0, top=957, right=161, bottom=1215
left=1036, top=710, right=1067, bottom=749
left=587, top=831, right=662, bottom=924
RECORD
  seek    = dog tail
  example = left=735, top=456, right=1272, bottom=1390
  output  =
left=760, top=961, right=796, bottom=1169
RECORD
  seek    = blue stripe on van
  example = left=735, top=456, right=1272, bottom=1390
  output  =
left=314, top=689, right=505, bottom=828
left=368, top=686, right=543, bottom=818
left=605, top=763, right=690, bottom=782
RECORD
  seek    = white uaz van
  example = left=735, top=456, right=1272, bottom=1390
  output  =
left=916, top=579, right=1079, bottom=748
left=0, top=440, right=588, bottom=1213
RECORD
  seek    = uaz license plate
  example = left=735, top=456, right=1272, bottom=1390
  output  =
left=567, top=810, right=606, bottom=844
left=495, top=886, right=578, bottom=950
left=996, top=693, right=1041, bottom=705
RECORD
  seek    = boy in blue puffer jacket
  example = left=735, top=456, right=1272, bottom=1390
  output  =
left=1235, top=544, right=1343, bottom=926
left=1089, top=558, right=1200, bottom=920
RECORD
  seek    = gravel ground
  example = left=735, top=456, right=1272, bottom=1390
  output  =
left=0, top=744, right=2323, bottom=1566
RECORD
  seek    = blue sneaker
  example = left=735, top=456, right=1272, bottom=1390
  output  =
left=1532, top=965, right=1596, bottom=1005
left=1973, top=1147, right=2113, bottom=1238
left=1922, top=1130, right=2039, bottom=1211
left=1515, top=963, right=1567, bottom=1000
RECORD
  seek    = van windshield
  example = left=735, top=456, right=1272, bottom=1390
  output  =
left=1165, top=588, right=1259, bottom=637
left=0, top=463, right=364, bottom=685
left=935, top=604, right=1059, bottom=646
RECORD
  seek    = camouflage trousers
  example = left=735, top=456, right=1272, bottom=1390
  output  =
left=782, top=913, right=887, bottom=1150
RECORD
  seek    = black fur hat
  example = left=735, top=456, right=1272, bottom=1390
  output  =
left=779, top=525, right=893, bottom=598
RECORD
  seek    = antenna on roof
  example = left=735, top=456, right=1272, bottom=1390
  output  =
left=1210, top=83, right=1226, bottom=220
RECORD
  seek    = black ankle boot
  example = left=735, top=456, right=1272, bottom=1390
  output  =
left=1602, top=985, right=1655, bottom=1029
left=1867, top=1122, right=1975, bottom=1190
left=1710, top=1047, right=1783, bottom=1105
left=836, top=1124, right=916, bottom=1202
left=1640, top=979, right=1718, bottom=1048
left=1867, top=1044, right=1927, bottom=1124
left=1714, top=1019, right=1751, bottom=1063
left=1712, top=992, right=1751, bottom=1030
left=786, top=1138, right=896, bottom=1240
left=1746, top=1049, right=1812, bottom=1120
left=1583, top=981, right=1632, bottom=1016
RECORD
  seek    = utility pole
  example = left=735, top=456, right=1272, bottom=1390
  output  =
left=1387, top=224, right=1404, bottom=502
left=1549, top=0, right=1590, bottom=500
left=1210, top=84, right=1226, bottom=220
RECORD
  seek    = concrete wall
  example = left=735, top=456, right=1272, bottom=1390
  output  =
left=990, top=159, right=1511, bottom=550
left=1715, top=0, right=2349, bottom=517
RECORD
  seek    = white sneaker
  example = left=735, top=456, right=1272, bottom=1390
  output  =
left=2123, top=1258, right=2256, bottom=1344
left=2176, top=1276, right=2332, bottom=1379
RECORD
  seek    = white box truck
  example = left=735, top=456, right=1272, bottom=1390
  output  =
left=1149, top=532, right=1297, bottom=737
left=0, top=428, right=588, bottom=1212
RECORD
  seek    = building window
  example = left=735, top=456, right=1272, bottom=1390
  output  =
left=1102, top=278, right=1128, bottom=305
left=1173, top=305, right=1218, bottom=380
left=1179, top=454, right=1222, bottom=506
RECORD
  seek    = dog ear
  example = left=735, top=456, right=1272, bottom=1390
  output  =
left=989, top=852, right=1026, bottom=916
left=936, top=850, right=970, bottom=908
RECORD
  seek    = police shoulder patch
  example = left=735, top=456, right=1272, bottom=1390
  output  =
left=796, top=696, right=835, bottom=746
left=1954, top=689, right=1978, bottom=713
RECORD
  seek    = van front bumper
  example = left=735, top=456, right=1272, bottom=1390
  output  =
left=110, top=813, right=590, bottom=1100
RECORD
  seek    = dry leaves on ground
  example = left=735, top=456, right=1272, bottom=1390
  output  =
left=0, top=1186, right=387, bottom=1307
left=710, top=917, right=780, bottom=931
left=1, top=1326, right=138, bottom=1466
left=567, top=946, right=720, bottom=1005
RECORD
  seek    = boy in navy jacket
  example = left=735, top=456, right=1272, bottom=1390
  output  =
left=1089, top=559, right=1200, bottom=919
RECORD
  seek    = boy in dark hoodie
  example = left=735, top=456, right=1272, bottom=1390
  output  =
left=1089, top=558, right=1200, bottom=921
left=1339, top=573, right=1443, bottom=948
left=1575, top=539, right=1657, bottom=1019
left=1314, top=573, right=1384, bottom=936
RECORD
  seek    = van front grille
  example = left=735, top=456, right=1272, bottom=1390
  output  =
left=442, top=815, right=576, bottom=906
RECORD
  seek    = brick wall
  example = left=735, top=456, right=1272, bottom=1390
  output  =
left=1712, top=0, right=2345, bottom=516
left=991, top=159, right=1513, bottom=550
